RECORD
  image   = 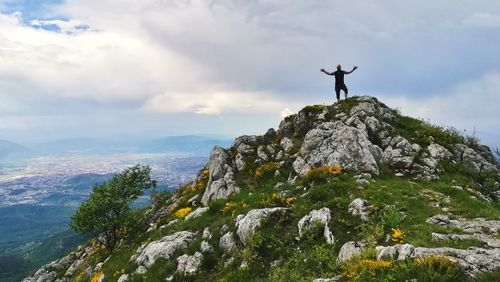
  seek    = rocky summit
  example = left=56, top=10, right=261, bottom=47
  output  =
left=24, top=96, right=500, bottom=281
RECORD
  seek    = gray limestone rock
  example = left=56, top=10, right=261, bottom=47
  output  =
left=376, top=244, right=415, bottom=260
left=257, top=145, right=269, bottom=161
left=376, top=243, right=500, bottom=276
left=131, top=231, right=195, bottom=268
left=297, top=208, right=334, bottom=244
left=235, top=208, right=289, bottom=245
left=348, top=198, right=370, bottom=221
left=202, top=227, right=212, bottom=240
left=233, top=135, right=257, bottom=155
left=293, top=121, right=382, bottom=176
left=176, top=252, right=203, bottom=274
left=426, top=214, right=500, bottom=235
left=200, top=241, right=213, bottom=253
left=235, top=153, right=246, bottom=171
left=185, top=207, right=209, bottom=221
left=117, top=274, right=129, bottom=282
left=383, top=136, right=418, bottom=170
left=280, top=137, right=294, bottom=153
left=427, top=143, right=452, bottom=160
left=219, top=232, right=237, bottom=252
left=201, top=146, right=239, bottom=206
left=337, top=241, right=367, bottom=263
left=453, top=144, right=497, bottom=173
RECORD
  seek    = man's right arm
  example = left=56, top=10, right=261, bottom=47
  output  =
left=321, top=69, right=334, bottom=75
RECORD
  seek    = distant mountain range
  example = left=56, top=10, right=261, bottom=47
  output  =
left=0, top=135, right=233, bottom=161
left=0, top=140, right=32, bottom=161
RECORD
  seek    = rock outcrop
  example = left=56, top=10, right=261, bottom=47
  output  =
left=201, top=146, right=239, bottom=206
left=293, top=121, right=383, bottom=176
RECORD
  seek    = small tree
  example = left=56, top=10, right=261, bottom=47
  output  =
left=70, top=165, right=156, bottom=252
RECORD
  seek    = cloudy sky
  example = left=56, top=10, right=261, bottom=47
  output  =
left=0, top=1, right=499, bottom=148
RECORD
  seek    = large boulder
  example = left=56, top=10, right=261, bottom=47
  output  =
left=131, top=231, right=195, bottom=268
left=297, top=207, right=334, bottom=244
left=235, top=208, right=289, bottom=245
left=293, top=121, right=383, bottom=176
left=201, top=146, right=239, bottom=206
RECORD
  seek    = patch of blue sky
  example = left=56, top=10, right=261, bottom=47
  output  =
left=1, top=0, right=89, bottom=33
left=0, top=0, right=64, bottom=21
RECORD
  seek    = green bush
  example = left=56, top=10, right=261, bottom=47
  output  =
left=379, top=206, right=407, bottom=230
left=268, top=245, right=338, bottom=282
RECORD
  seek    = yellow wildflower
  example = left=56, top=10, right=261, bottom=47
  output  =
left=391, top=228, right=406, bottom=242
left=255, top=162, right=280, bottom=178
left=221, top=202, right=238, bottom=216
left=285, top=197, right=296, bottom=206
left=306, top=165, right=342, bottom=178
left=90, top=271, right=104, bottom=282
left=174, top=207, right=192, bottom=218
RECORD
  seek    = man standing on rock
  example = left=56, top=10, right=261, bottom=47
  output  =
left=321, top=64, right=358, bottom=102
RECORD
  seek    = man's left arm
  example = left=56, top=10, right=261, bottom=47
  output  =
left=345, top=66, right=358, bottom=74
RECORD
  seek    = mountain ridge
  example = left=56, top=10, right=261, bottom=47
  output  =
left=23, top=96, right=500, bottom=282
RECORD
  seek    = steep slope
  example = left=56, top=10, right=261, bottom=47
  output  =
left=24, top=96, right=500, bottom=282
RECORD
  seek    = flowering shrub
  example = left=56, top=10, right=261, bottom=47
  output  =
left=174, top=207, right=192, bottom=218
left=415, top=255, right=454, bottom=268
left=304, top=166, right=343, bottom=184
left=343, top=259, right=392, bottom=279
left=391, top=228, right=406, bottom=243
left=90, top=272, right=104, bottom=282
left=220, top=201, right=250, bottom=216
left=255, top=162, right=280, bottom=178
left=221, top=201, right=238, bottom=216
left=285, top=197, right=296, bottom=206
left=306, top=165, right=342, bottom=178
left=261, top=193, right=294, bottom=207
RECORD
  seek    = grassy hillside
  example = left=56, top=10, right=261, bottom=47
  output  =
left=24, top=96, right=500, bottom=282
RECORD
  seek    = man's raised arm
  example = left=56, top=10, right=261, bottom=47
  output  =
left=320, top=68, right=334, bottom=75
left=345, top=66, right=358, bottom=74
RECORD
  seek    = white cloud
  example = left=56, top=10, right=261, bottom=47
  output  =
left=379, top=72, right=500, bottom=147
left=1, top=0, right=500, bottom=141
left=143, top=90, right=298, bottom=116
left=463, top=12, right=500, bottom=28
left=280, top=107, right=295, bottom=118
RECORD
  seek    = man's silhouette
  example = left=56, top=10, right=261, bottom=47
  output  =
left=321, top=64, right=358, bottom=102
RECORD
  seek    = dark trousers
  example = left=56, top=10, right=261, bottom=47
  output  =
left=335, top=84, right=348, bottom=100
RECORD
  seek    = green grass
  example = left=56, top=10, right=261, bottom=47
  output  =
left=392, top=115, right=464, bottom=150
